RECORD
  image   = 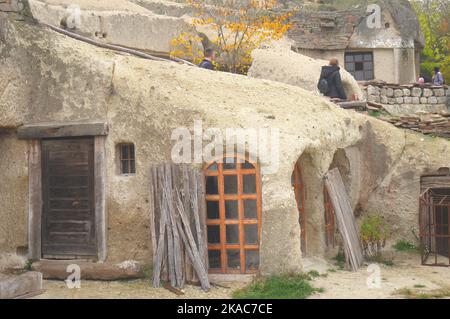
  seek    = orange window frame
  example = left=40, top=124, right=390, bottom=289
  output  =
left=204, top=155, right=262, bottom=274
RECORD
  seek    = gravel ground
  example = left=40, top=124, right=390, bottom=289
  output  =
left=308, top=252, right=450, bottom=299
left=32, top=279, right=247, bottom=299
left=31, top=252, right=450, bottom=299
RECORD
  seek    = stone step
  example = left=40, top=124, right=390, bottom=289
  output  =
left=31, top=260, right=144, bottom=281
left=0, top=272, right=44, bottom=299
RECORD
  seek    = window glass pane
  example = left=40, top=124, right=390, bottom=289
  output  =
left=355, top=62, right=364, bottom=71
left=244, top=200, right=257, bottom=219
left=207, top=201, right=220, bottom=220
left=354, top=54, right=363, bottom=62
left=121, top=160, right=129, bottom=174
left=208, top=163, right=218, bottom=171
left=223, top=158, right=236, bottom=170
left=121, top=145, right=129, bottom=159
left=225, top=201, right=238, bottom=220
left=346, top=63, right=355, bottom=72
left=245, top=224, right=259, bottom=245
left=130, top=160, right=136, bottom=174
left=207, top=225, right=220, bottom=244
left=227, top=250, right=241, bottom=269
left=363, top=62, right=373, bottom=70
left=243, top=174, right=256, bottom=194
left=130, top=144, right=135, bottom=159
left=364, top=54, right=373, bottom=61
left=206, top=176, right=219, bottom=195
left=364, top=71, right=374, bottom=80
left=208, top=250, right=221, bottom=269
left=226, top=224, right=239, bottom=244
left=354, top=71, right=364, bottom=81
left=345, top=55, right=353, bottom=62
left=224, top=175, right=238, bottom=194
left=242, top=161, right=254, bottom=169
left=245, top=250, right=260, bottom=271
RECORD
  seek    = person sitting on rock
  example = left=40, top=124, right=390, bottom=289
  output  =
left=432, top=67, right=444, bottom=86
left=199, top=48, right=216, bottom=70
left=317, top=58, right=347, bottom=100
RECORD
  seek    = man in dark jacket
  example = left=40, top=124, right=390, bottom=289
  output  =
left=318, top=58, right=347, bottom=100
left=199, top=48, right=215, bottom=70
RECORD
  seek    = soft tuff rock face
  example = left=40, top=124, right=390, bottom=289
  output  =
left=0, top=14, right=449, bottom=274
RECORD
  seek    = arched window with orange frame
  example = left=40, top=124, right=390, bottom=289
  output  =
left=204, top=155, right=262, bottom=274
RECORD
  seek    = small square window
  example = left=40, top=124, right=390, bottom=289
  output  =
left=118, top=143, right=136, bottom=175
left=345, top=52, right=374, bottom=81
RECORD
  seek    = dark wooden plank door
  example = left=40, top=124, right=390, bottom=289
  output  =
left=41, top=138, right=97, bottom=259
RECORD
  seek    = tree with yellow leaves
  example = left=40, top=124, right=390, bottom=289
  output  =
left=170, top=0, right=297, bottom=74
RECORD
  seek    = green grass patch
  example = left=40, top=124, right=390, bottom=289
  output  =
left=414, top=284, right=426, bottom=288
left=393, top=240, right=419, bottom=253
left=232, top=274, right=324, bottom=299
left=307, top=270, right=320, bottom=278
left=395, top=288, right=450, bottom=299
left=333, top=250, right=346, bottom=270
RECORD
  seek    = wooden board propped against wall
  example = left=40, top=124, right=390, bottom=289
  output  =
left=149, top=164, right=210, bottom=291
left=324, top=168, right=364, bottom=272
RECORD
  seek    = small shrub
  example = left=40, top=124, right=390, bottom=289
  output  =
left=360, top=215, right=390, bottom=258
left=307, top=270, right=320, bottom=279
left=393, top=240, right=419, bottom=253
left=232, top=274, right=323, bottom=299
left=24, top=260, right=33, bottom=271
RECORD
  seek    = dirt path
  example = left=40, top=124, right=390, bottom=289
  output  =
left=31, top=252, right=450, bottom=299
left=307, top=252, right=450, bottom=299
left=32, top=279, right=246, bottom=299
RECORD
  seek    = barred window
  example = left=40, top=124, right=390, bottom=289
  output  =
left=345, top=52, right=374, bottom=81
left=118, top=143, right=136, bottom=175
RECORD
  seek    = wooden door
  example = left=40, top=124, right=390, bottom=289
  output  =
left=41, top=138, right=97, bottom=259
left=292, top=162, right=306, bottom=254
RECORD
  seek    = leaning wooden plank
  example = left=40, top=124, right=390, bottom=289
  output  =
left=162, top=165, right=176, bottom=287
left=175, top=218, right=210, bottom=292
left=325, top=172, right=357, bottom=264
left=197, top=169, right=209, bottom=270
left=326, top=169, right=364, bottom=270
left=152, top=167, right=168, bottom=288
left=149, top=168, right=157, bottom=262
left=163, top=283, right=185, bottom=296
left=165, top=164, right=183, bottom=287
left=191, top=170, right=207, bottom=269
left=178, top=164, right=194, bottom=285
left=324, top=168, right=364, bottom=272
left=175, top=190, right=211, bottom=291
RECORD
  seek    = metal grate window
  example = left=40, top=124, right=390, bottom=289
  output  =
left=204, top=155, right=262, bottom=274
left=345, top=52, right=374, bottom=81
left=118, top=143, right=136, bottom=175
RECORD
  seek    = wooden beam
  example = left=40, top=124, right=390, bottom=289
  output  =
left=28, top=140, right=42, bottom=260
left=17, top=122, right=108, bottom=139
left=324, top=168, right=364, bottom=272
left=94, top=136, right=107, bottom=262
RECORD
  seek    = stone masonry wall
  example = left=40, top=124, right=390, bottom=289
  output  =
left=363, top=84, right=450, bottom=115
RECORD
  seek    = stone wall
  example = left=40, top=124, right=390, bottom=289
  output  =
left=363, top=84, right=450, bottom=115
